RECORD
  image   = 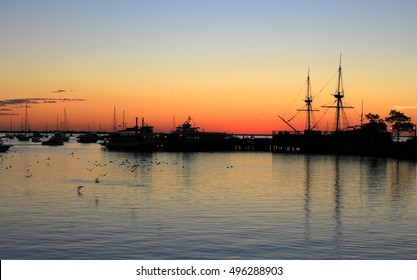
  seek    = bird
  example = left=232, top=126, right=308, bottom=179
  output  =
left=67, top=149, right=77, bottom=156
left=77, top=186, right=84, bottom=196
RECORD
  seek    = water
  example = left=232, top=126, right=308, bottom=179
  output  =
left=1, top=138, right=417, bottom=259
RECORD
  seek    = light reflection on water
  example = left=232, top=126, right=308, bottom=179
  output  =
left=1, top=140, right=417, bottom=259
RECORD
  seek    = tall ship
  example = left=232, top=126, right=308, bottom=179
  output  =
left=272, top=58, right=392, bottom=156
left=103, top=117, right=156, bottom=151
left=159, top=116, right=237, bottom=151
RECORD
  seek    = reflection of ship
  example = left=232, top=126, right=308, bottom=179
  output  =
left=272, top=58, right=392, bottom=156
left=160, top=116, right=236, bottom=151
left=103, top=117, right=155, bottom=151
left=0, top=139, right=13, bottom=152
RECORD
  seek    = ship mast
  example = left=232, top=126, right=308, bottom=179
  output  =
left=297, top=67, right=318, bottom=132
left=322, top=55, right=353, bottom=132
left=335, top=56, right=343, bottom=132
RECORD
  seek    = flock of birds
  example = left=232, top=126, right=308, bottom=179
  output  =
left=69, top=150, right=191, bottom=197
left=1, top=145, right=236, bottom=201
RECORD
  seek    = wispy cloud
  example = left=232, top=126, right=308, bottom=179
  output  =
left=0, top=108, right=19, bottom=116
left=0, top=98, right=86, bottom=110
left=393, top=105, right=417, bottom=110
left=0, top=112, right=20, bottom=116
left=51, top=89, right=76, bottom=93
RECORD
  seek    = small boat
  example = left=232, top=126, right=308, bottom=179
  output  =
left=42, top=136, right=64, bottom=146
left=53, top=132, right=70, bottom=142
left=16, top=133, right=31, bottom=141
left=31, top=132, right=44, bottom=143
left=0, top=139, right=13, bottom=152
left=77, top=133, right=100, bottom=143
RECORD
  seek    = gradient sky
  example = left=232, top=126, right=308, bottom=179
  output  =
left=1, top=0, right=416, bottom=133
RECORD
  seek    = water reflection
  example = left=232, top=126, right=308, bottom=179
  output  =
left=363, top=157, right=388, bottom=203
left=2, top=142, right=417, bottom=259
left=388, top=160, right=416, bottom=220
left=333, top=156, right=342, bottom=249
left=303, top=155, right=311, bottom=241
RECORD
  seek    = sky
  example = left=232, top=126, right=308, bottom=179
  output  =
left=1, top=0, right=416, bottom=133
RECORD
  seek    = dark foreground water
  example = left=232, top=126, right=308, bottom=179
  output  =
left=1, top=138, right=417, bottom=259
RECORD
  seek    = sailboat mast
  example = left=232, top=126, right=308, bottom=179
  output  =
left=64, top=108, right=68, bottom=132
left=122, top=110, right=126, bottom=130
left=113, top=107, right=117, bottom=131
left=25, top=103, right=28, bottom=135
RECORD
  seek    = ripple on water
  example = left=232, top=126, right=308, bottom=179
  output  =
left=1, top=145, right=417, bottom=259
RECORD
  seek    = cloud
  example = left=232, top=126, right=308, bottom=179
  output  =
left=51, top=89, right=76, bottom=93
left=393, top=105, right=417, bottom=110
left=0, top=97, right=86, bottom=110
left=0, top=112, right=19, bottom=116
left=0, top=108, right=19, bottom=116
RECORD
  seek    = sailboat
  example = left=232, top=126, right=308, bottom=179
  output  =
left=16, top=103, right=31, bottom=141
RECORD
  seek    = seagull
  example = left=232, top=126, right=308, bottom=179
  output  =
left=77, top=186, right=84, bottom=196
left=67, top=150, right=77, bottom=156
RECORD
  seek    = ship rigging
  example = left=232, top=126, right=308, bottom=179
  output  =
left=322, top=55, right=354, bottom=132
left=279, top=56, right=354, bottom=133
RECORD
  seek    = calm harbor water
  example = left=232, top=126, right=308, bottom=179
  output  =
left=1, top=137, right=417, bottom=259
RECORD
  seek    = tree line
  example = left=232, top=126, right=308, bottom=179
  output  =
left=365, top=110, right=415, bottom=141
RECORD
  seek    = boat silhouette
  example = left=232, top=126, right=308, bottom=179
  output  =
left=272, top=58, right=393, bottom=156
left=158, top=116, right=237, bottom=152
left=103, top=117, right=156, bottom=151
left=0, top=138, right=13, bottom=152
